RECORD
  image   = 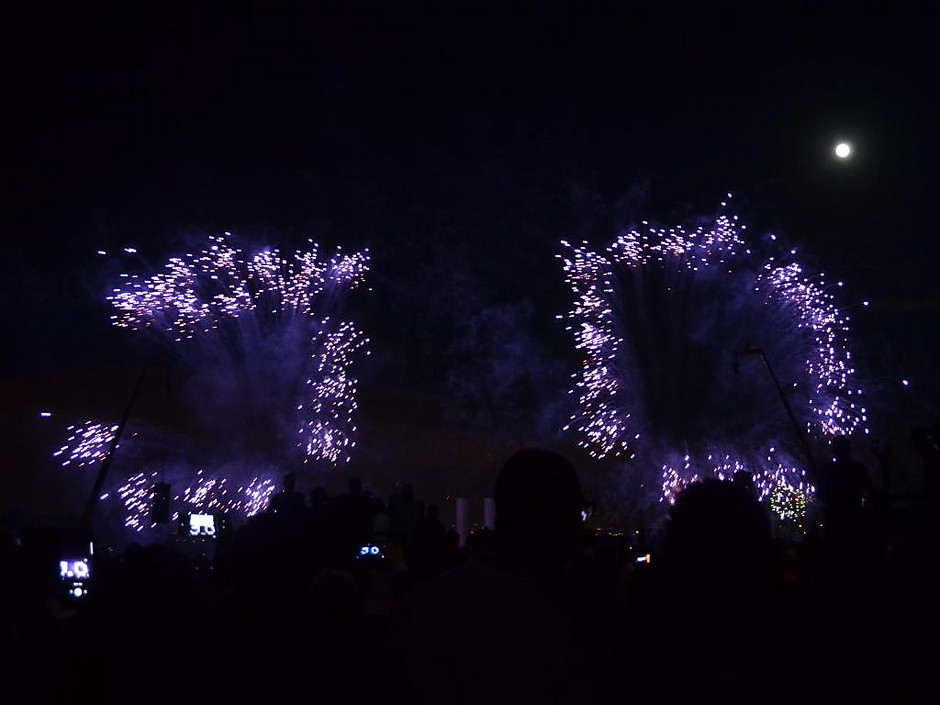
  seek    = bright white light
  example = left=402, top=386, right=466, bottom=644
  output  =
left=835, top=142, right=851, bottom=158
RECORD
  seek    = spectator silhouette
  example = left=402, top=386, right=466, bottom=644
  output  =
left=305, top=567, right=367, bottom=685
left=347, top=476, right=381, bottom=546
left=659, top=478, right=780, bottom=592
left=409, top=504, right=453, bottom=579
left=620, top=478, right=791, bottom=697
left=813, top=435, right=872, bottom=553
left=388, top=483, right=418, bottom=543
left=384, top=447, right=614, bottom=704
left=211, top=509, right=319, bottom=688
left=305, top=485, right=335, bottom=568
left=309, top=485, right=328, bottom=513
left=0, top=527, right=25, bottom=655
left=911, top=420, right=938, bottom=519
left=733, top=469, right=757, bottom=497
left=268, top=471, right=307, bottom=521
left=78, top=542, right=204, bottom=697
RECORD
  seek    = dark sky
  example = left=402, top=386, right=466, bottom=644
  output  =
left=2, top=10, right=936, bottom=520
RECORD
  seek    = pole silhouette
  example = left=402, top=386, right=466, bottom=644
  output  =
left=737, top=347, right=818, bottom=475
left=79, top=364, right=154, bottom=530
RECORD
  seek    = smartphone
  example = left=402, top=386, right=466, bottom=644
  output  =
left=188, top=512, right=217, bottom=537
left=59, top=556, right=92, bottom=598
left=356, top=543, right=385, bottom=560
left=179, top=511, right=228, bottom=539
left=20, top=527, right=94, bottom=600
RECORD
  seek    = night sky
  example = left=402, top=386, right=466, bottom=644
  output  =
left=2, top=10, right=936, bottom=523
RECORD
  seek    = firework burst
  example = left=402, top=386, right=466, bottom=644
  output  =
left=58, top=232, right=370, bottom=537
left=558, top=196, right=867, bottom=523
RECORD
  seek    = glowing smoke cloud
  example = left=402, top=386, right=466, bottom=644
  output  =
left=558, top=196, right=867, bottom=523
left=58, top=233, right=370, bottom=535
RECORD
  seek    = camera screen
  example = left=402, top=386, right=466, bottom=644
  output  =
left=59, top=558, right=91, bottom=579
left=59, top=558, right=91, bottom=598
left=189, top=513, right=217, bottom=537
left=357, top=543, right=384, bottom=559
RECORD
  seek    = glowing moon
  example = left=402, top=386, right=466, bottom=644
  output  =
left=834, top=142, right=851, bottom=158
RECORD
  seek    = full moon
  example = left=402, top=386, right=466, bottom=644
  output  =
left=835, top=142, right=851, bottom=158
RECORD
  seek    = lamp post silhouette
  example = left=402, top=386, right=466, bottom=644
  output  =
left=735, top=347, right=818, bottom=477
left=79, top=362, right=169, bottom=530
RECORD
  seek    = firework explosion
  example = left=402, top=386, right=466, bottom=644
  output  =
left=558, top=196, right=868, bottom=524
left=54, top=421, right=120, bottom=469
left=96, top=468, right=280, bottom=533
left=57, top=233, right=370, bottom=537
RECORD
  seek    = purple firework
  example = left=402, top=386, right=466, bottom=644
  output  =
left=57, top=233, right=370, bottom=536
left=558, top=196, right=868, bottom=524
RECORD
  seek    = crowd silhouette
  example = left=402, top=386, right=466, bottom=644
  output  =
left=1, top=424, right=932, bottom=701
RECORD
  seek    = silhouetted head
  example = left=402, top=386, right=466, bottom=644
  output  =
left=733, top=470, right=756, bottom=496
left=283, top=472, right=297, bottom=491
left=427, top=504, right=440, bottom=521
left=662, top=478, right=776, bottom=591
left=494, top=448, right=585, bottom=569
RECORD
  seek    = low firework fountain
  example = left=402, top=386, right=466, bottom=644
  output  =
left=558, top=196, right=868, bottom=530
left=56, top=233, right=371, bottom=539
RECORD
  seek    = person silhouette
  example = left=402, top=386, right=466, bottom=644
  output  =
left=268, top=472, right=307, bottom=519
left=733, top=469, right=757, bottom=497
left=812, top=435, right=872, bottom=552
left=383, top=448, right=613, bottom=704
left=621, top=477, right=791, bottom=697
left=409, top=504, right=453, bottom=579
